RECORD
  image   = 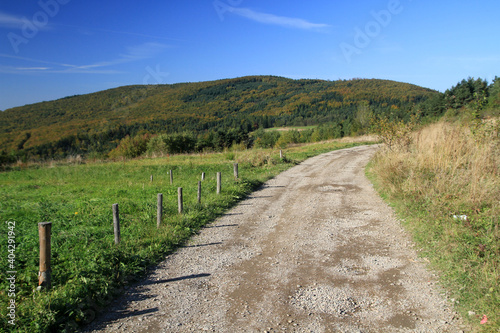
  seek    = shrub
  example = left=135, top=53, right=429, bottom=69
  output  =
left=109, top=134, right=151, bottom=159
left=371, top=115, right=418, bottom=152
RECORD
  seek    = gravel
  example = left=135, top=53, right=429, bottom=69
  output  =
left=84, top=145, right=467, bottom=333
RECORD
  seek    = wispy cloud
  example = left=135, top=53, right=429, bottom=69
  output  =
left=0, top=42, right=170, bottom=74
left=0, top=11, right=51, bottom=30
left=0, top=11, right=25, bottom=29
left=16, top=67, right=50, bottom=70
left=228, top=7, right=331, bottom=31
left=73, top=42, right=170, bottom=70
left=120, top=42, right=170, bottom=61
left=0, top=64, right=122, bottom=75
left=0, top=53, right=78, bottom=68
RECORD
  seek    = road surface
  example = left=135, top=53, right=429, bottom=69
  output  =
left=86, top=145, right=465, bottom=332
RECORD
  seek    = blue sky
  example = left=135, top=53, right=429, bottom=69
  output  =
left=1, top=0, right=499, bottom=110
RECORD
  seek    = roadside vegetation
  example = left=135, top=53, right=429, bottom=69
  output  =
left=368, top=77, right=500, bottom=332
left=0, top=139, right=373, bottom=332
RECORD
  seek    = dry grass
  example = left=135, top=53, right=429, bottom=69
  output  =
left=369, top=119, right=499, bottom=331
left=339, top=134, right=379, bottom=144
left=373, top=121, right=499, bottom=211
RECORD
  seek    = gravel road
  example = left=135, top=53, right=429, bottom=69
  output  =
left=85, top=145, right=466, bottom=332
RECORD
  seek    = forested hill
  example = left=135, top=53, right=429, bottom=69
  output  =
left=0, top=76, right=437, bottom=159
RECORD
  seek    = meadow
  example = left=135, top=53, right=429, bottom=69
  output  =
left=0, top=140, right=372, bottom=332
left=368, top=119, right=499, bottom=332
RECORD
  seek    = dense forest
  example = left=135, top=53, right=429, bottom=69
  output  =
left=1, top=75, right=496, bottom=164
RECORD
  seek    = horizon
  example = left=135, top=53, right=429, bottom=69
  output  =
left=1, top=0, right=499, bottom=110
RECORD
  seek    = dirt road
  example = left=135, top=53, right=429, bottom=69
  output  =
left=86, top=145, right=465, bottom=332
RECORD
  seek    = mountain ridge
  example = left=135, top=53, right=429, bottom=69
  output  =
left=0, top=75, right=437, bottom=157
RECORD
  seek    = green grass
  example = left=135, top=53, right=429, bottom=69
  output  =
left=0, top=140, right=372, bottom=332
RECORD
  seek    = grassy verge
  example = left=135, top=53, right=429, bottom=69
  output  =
left=367, top=120, right=499, bottom=332
left=0, top=139, right=374, bottom=332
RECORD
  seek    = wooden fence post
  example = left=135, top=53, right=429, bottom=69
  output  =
left=197, top=181, right=202, bottom=204
left=234, top=163, right=239, bottom=180
left=38, top=222, right=52, bottom=290
left=113, top=204, right=120, bottom=245
left=157, top=193, right=163, bottom=228
left=150, top=175, right=153, bottom=182
left=201, top=172, right=205, bottom=181
left=170, top=170, right=173, bottom=185
left=178, top=187, right=183, bottom=214
left=280, top=150, right=283, bottom=159
left=217, top=172, right=222, bottom=194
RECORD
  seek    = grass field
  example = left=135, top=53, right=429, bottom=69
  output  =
left=0, top=140, right=373, bottom=332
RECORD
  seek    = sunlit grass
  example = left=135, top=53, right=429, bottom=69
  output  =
left=0, top=139, right=375, bottom=332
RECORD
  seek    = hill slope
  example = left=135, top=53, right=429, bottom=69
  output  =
left=0, top=76, right=437, bottom=157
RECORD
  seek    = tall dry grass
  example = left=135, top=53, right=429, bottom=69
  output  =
left=373, top=120, right=499, bottom=215
left=369, top=119, right=499, bottom=331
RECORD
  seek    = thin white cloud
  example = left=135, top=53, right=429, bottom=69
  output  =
left=120, top=42, right=170, bottom=61
left=0, top=11, right=51, bottom=30
left=75, top=42, right=170, bottom=70
left=0, top=11, right=25, bottom=28
left=0, top=53, right=74, bottom=67
left=0, top=65, right=122, bottom=74
left=16, top=67, right=50, bottom=70
left=229, top=7, right=331, bottom=31
left=0, top=42, right=170, bottom=74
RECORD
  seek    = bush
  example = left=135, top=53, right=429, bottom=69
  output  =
left=371, top=115, right=418, bottom=152
left=252, top=129, right=281, bottom=148
left=109, top=134, right=151, bottom=159
left=146, top=132, right=196, bottom=155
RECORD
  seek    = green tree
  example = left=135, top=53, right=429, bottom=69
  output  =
left=444, top=77, right=489, bottom=110
left=488, top=76, right=500, bottom=111
left=355, top=101, right=373, bottom=133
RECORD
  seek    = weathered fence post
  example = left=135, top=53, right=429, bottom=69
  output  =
left=280, top=150, right=283, bottom=159
left=38, top=222, right=52, bottom=290
left=234, top=163, right=239, bottom=180
left=178, top=187, right=183, bottom=214
left=170, top=170, right=173, bottom=185
left=150, top=175, right=153, bottom=182
left=201, top=172, right=205, bottom=181
left=217, top=172, right=222, bottom=194
left=197, top=181, right=202, bottom=204
left=113, top=204, right=120, bottom=245
left=157, top=193, right=163, bottom=228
